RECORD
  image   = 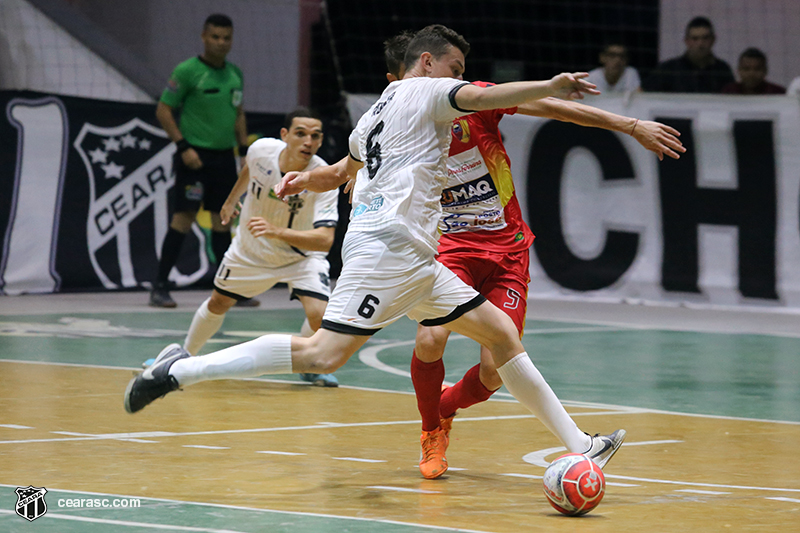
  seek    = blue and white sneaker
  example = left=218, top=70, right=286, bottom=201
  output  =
left=300, top=373, right=339, bottom=387
left=124, top=344, right=190, bottom=413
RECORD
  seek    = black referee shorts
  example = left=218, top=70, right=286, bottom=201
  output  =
left=172, top=146, right=237, bottom=214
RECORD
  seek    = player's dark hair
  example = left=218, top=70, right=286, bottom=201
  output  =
left=739, top=47, right=767, bottom=68
left=204, top=14, right=233, bottom=30
left=685, top=16, right=713, bottom=37
left=384, top=30, right=415, bottom=79
left=284, top=107, right=322, bottom=130
left=403, top=24, right=470, bottom=70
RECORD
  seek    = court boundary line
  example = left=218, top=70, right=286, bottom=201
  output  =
left=0, top=510, right=244, bottom=533
left=0, top=357, right=797, bottom=427
left=0, top=410, right=632, bottom=445
left=0, top=484, right=494, bottom=533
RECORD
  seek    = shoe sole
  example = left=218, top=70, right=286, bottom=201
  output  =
left=421, top=465, right=448, bottom=480
left=123, top=375, right=139, bottom=414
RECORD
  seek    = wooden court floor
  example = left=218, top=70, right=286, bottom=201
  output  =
left=1, top=291, right=799, bottom=532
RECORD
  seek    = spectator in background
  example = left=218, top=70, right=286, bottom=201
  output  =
left=722, top=48, right=785, bottom=95
left=586, top=44, right=641, bottom=94
left=643, top=16, right=734, bottom=93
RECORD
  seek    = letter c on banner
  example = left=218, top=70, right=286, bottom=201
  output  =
left=527, top=121, right=639, bottom=291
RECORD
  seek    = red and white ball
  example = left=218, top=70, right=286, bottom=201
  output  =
left=542, top=453, right=605, bottom=516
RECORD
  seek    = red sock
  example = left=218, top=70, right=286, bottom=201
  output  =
left=440, top=363, right=496, bottom=418
left=410, top=352, right=445, bottom=432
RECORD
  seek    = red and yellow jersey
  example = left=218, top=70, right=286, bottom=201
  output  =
left=437, top=81, right=535, bottom=255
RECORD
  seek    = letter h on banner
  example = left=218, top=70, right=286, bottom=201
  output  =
left=657, top=118, right=778, bottom=300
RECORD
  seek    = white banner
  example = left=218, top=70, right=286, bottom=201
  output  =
left=347, top=92, right=800, bottom=310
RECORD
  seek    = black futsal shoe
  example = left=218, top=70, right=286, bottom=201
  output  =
left=149, top=285, right=177, bottom=308
left=124, top=343, right=189, bottom=413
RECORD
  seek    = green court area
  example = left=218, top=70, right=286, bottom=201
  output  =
left=1, top=307, right=799, bottom=532
left=1, top=308, right=798, bottom=423
left=1, top=486, right=477, bottom=533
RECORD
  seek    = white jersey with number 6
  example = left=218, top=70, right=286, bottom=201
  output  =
left=234, top=138, right=337, bottom=267
left=348, top=77, right=470, bottom=253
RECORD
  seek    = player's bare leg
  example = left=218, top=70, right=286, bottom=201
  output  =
left=297, top=296, right=339, bottom=387
left=124, top=329, right=368, bottom=413
left=443, top=301, right=626, bottom=468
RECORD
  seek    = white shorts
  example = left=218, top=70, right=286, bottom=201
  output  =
left=322, top=229, right=484, bottom=335
left=214, top=245, right=331, bottom=302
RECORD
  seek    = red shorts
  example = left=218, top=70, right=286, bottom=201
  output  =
left=436, top=248, right=530, bottom=334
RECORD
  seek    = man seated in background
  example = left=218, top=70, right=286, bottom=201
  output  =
left=643, top=16, right=734, bottom=93
left=586, top=43, right=641, bottom=94
left=722, top=48, right=785, bottom=95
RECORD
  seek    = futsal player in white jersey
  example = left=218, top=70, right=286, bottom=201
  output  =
left=177, top=108, right=341, bottom=386
left=126, top=25, right=626, bottom=470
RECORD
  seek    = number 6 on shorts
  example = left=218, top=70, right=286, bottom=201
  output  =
left=357, top=294, right=380, bottom=318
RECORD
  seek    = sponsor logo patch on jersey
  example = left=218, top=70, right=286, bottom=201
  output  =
left=440, top=174, right=498, bottom=208
left=352, top=195, right=385, bottom=217
left=452, top=119, right=470, bottom=143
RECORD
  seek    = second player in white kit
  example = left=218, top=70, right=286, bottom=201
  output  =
left=179, top=109, right=341, bottom=386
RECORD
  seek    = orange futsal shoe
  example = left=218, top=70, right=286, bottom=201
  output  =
left=419, top=427, right=449, bottom=479
left=439, top=384, right=456, bottom=439
left=440, top=414, right=455, bottom=439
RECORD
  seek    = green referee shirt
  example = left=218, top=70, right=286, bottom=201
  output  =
left=160, top=56, right=243, bottom=150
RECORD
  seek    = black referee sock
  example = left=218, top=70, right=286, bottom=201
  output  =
left=211, top=230, right=232, bottom=266
left=156, top=227, right=187, bottom=286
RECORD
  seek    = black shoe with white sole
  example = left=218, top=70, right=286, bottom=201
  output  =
left=124, top=343, right=189, bottom=413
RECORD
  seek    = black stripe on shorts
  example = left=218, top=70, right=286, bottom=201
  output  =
left=321, top=319, right=381, bottom=336
left=290, top=289, right=329, bottom=302
left=419, top=294, right=487, bottom=327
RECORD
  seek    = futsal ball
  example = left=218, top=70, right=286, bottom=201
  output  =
left=542, top=453, right=605, bottom=516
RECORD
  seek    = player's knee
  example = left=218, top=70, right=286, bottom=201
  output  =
left=305, top=310, right=324, bottom=332
left=479, top=362, right=503, bottom=391
left=415, top=328, right=447, bottom=360
left=295, top=335, right=348, bottom=373
left=208, top=291, right=235, bottom=314
left=485, top=315, right=524, bottom=359
left=308, top=349, right=348, bottom=373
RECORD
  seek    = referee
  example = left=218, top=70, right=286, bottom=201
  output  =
left=151, top=13, right=250, bottom=308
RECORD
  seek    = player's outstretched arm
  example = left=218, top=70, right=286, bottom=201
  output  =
left=518, top=99, right=686, bottom=161
left=275, top=155, right=361, bottom=198
left=454, top=72, right=599, bottom=112
left=220, top=162, right=250, bottom=225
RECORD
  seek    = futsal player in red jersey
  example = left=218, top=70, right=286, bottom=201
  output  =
left=380, top=33, right=686, bottom=479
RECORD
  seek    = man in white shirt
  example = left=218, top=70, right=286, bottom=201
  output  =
left=126, top=24, right=626, bottom=471
left=586, top=44, right=641, bottom=94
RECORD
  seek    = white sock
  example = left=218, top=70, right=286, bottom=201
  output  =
left=300, top=318, right=314, bottom=338
left=170, top=334, right=293, bottom=387
left=496, top=352, right=591, bottom=453
left=184, top=298, right=226, bottom=355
